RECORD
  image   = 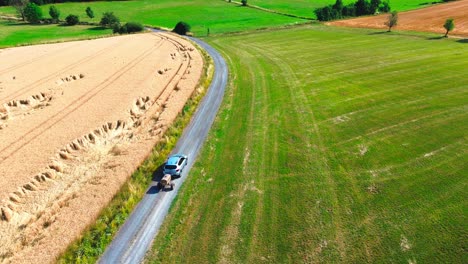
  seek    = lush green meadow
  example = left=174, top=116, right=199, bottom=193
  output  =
left=249, top=0, right=443, bottom=17
left=0, top=20, right=111, bottom=48
left=148, top=25, right=467, bottom=263
left=0, top=0, right=446, bottom=46
left=0, top=0, right=306, bottom=36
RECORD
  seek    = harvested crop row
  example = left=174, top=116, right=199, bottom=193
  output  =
left=0, top=32, right=203, bottom=263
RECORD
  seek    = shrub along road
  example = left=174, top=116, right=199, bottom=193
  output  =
left=98, top=32, right=228, bottom=264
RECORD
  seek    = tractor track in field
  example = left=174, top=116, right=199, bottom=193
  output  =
left=0, top=40, right=125, bottom=103
left=0, top=39, right=164, bottom=163
left=0, top=32, right=205, bottom=263
left=0, top=42, right=82, bottom=76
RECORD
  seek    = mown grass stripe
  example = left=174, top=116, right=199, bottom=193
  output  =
left=148, top=24, right=467, bottom=263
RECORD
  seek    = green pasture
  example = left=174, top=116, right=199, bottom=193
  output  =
left=0, top=0, right=306, bottom=36
left=249, top=0, right=444, bottom=17
left=0, top=20, right=111, bottom=48
left=148, top=25, right=467, bottom=263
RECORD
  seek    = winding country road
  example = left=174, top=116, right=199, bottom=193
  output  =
left=98, top=33, right=228, bottom=263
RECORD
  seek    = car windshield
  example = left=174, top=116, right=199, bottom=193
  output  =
left=165, top=165, right=177, bottom=169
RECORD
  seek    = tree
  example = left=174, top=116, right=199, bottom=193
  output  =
left=100, top=12, right=119, bottom=27
left=333, top=0, right=344, bottom=12
left=9, top=0, right=29, bottom=21
left=65, top=14, right=79, bottom=25
left=241, top=0, right=247, bottom=6
left=370, top=0, right=381, bottom=14
left=173, top=21, right=190, bottom=35
left=355, top=0, right=370, bottom=16
left=378, top=1, right=390, bottom=12
left=385, top=11, right=398, bottom=32
left=23, top=2, right=42, bottom=23
left=49, top=5, right=59, bottom=22
left=85, top=6, right=94, bottom=19
left=443, top=18, right=455, bottom=37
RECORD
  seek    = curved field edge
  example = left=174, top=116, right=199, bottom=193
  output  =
left=0, top=0, right=307, bottom=36
left=146, top=24, right=467, bottom=263
left=56, top=40, right=214, bottom=263
left=0, top=21, right=112, bottom=49
left=246, top=0, right=439, bottom=19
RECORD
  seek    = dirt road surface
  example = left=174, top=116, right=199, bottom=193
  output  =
left=0, top=32, right=203, bottom=263
left=329, top=0, right=468, bottom=37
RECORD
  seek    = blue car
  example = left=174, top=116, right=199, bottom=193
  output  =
left=163, top=154, right=188, bottom=177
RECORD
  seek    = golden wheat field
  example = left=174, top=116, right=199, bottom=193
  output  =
left=0, top=32, right=202, bottom=263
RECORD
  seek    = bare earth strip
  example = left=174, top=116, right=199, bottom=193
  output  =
left=329, top=0, right=468, bottom=37
left=0, top=32, right=203, bottom=263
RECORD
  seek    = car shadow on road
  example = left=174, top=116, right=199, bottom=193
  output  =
left=146, top=164, right=165, bottom=195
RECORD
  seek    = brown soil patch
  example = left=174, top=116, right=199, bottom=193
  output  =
left=0, top=32, right=203, bottom=263
left=329, top=0, right=468, bottom=37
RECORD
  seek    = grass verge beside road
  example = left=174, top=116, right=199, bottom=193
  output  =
left=0, top=20, right=111, bottom=48
left=148, top=24, right=467, bottom=263
left=57, top=44, right=214, bottom=263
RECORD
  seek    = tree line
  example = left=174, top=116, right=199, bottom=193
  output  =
left=1, top=0, right=126, bottom=6
left=315, top=0, right=390, bottom=21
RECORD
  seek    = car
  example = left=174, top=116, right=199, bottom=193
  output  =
left=163, top=154, right=188, bottom=177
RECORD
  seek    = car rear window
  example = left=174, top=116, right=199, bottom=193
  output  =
left=165, top=165, right=177, bottom=169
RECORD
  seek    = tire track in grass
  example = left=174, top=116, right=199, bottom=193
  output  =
left=247, top=42, right=366, bottom=260
left=209, top=42, right=259, bottom=263
left=235, top=42, right=270, bottom=263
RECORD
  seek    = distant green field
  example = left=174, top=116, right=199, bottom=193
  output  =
left=0, top=20, right=111, bottom=48
left=0, top=0, right=447, bottom=39
left=148, top=25, right=467, bottom=263
left=249, top=0, right=443, bottom=17
left=0, top=0, right=306, bottom=36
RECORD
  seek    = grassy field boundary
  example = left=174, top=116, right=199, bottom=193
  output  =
left=225, top=0, right=315, bottom=20
left=57, top=40, right=214, bottom=263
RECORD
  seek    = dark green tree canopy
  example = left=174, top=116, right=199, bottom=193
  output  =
left=65, top=14, right=79, bottom=25
left=24, top=2, right=42, bottom=23
left=100, top=12, right=120, bottom=27
left=86, top=6, right=94, bottom=19
left=443, top=18, right=455, bottom=37
left=49, top=5, right=59, bottom=20
left=173, top=21, right=191, bottom=35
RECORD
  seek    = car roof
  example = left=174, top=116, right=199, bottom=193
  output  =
left=166, top=154, right=186, bottom=165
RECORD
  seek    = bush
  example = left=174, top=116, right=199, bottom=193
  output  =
left=24, top=2, right=42, bottom=24
left=113, top=22, right=144, bottom=34
left=49, top=5, right=60, bottom=22
left=123, top=22, right=144, bottom=33
left=173, top=21, right=190, bottom=35
left=85, top=6, right=94, bottom=19
left=100, top=12, right=119, bottom=28
left=241, top=0, right=247, bottom=6
left=65, top=14, right=79, bottom=25
left=112, top=23, right=121, bottom=34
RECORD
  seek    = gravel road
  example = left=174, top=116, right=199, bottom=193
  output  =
left=98, top=32, right=228, bottom=264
